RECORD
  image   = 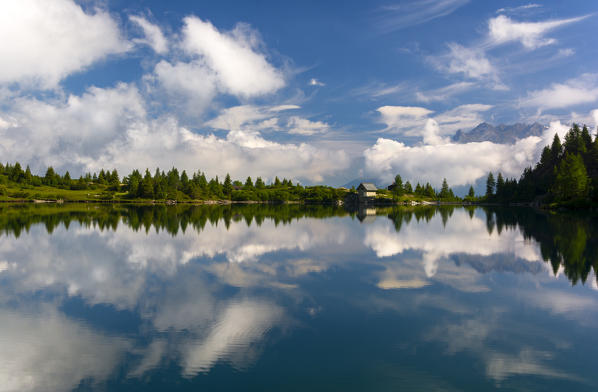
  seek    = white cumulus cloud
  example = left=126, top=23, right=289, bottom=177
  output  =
left=130, top=15, right=168, bottom=54
left=520, top=74, right=598, bottom=110
left=364, top=121, right=569, bottom=187
left=181, top=17, right=285, bottom=98
left=376, top=104, right=492, bottom=138
left=205, top=104, right=298, bottom=132
left=0, top=84, right=347, bottom=183
left=287, top=116, right=330, bottom=136
left=148, top=17, right=286, bottom=117
left=376, top=106, right=434, bottom=135
left=0, top=0, right=129, bottom=88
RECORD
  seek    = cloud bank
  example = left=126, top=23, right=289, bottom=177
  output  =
left=0, top=84, right=347, bottom=182
left=364, top=118, right=570, bottom=187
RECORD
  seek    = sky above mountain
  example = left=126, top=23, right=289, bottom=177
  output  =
left=0, top=0, right=597, bottom=186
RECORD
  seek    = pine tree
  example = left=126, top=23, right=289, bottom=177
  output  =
left=45, top=167, right=57, bottom=186
left=208, top=176, right=222, bottom=198
left=581, top=125, right=593, bottom=152
left=553, top=153, right=588, bottom=200
left=564, top=124, right=586, bottom=155
left=496, top=172, right=505, bottom=199
left=63, top=171, right=71, bottom=185
left=467, top=186, right=475, bottom=199
left=439, top=178, right=450, bottom=199
left=551, top=133, right=562, bottom=161
left=98, top=169, right=106, bottom=184
left=24, top=165, right=33, bottom=184
left=110, top=169, right=119, bottom=185
left=198, top=172, right=208, bottom=191
left=10, top=162, right=24, bottom=183
left=539, top=146, right=551, bottom=167
left=180, top=170, right=189, bottom=188
left=424, top=182, right=435, bottom=197
left=141, top=169, right=154, bottom=198
left=415, top=183, right=423, bottom=195
left=244, top=176, right=254, bottom=189
left=127, top=170, right=141, bottom=196
left=167, top=167, right=180, bottom=190
left=393, top=174, right=403, bottom=195
left=223, top=174, right=233, bottom=196
left=486, top=172, right=495, bottom=197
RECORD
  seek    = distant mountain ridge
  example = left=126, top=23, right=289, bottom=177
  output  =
left=452, top=122, right=546, bottom=144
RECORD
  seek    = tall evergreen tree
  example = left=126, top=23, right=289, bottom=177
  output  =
left=424, top=182, right=435, bottom=197
left=467, top=185, right=475, bottom=199
left=98, top=169, right=106, bottom=184
left=223, top=174, right=233, bottom=196
left=110, top=169, right=119, bottom=185
left=141, top=169, right=154, bottom=198
left=180, top=170, right=189, bottom=187
left=10, top=162, right=24, bottom=183
left=486, top=172, right=495, bottom=197
left=415, top=183, right=423, bottom=195
left=551, top=133, right=562, bottom=161
left=44, top=167, right=58, bottom=186
left=581, top=125, right=593, bottom=151
left=439, top=178, right=450, bottom=199
left=496, top=172, right=505, bottom=199
left=63, top=171, right=71, bottom=185
left=539, top=146, right=551, bottom=167
left=393, top=174, right=403, bottom=195
left=24, top=165, right=33, bottom=183
left=553, top=153, right=588, bottom=200
left=127, top=169, right=142, bottom=196
left=564, top=124, right=586, bottom=155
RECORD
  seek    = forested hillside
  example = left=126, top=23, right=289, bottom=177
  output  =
left=485, top=124, right=598, bottom=206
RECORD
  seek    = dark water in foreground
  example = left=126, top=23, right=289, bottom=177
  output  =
left=0, top=204, right=597, bottom=391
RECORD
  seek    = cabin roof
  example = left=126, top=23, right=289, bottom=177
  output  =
left=357, top=182, right=377, bottom=191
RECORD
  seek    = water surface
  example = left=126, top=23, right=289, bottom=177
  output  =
left=0, top=204, right=597, bottom=391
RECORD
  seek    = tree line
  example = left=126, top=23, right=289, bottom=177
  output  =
left=484, top=124, right=598, bottom=206
left=0, top=163, right=344, bottom=202
left=387, top=174, right=462, bottom=201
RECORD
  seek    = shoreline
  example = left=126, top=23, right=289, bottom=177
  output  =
left=0, top=197, right=517, bottom=207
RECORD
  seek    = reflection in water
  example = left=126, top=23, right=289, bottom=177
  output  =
left=0, top=308, right=128, bottom=392
left=0, top=204, right=597, bottom=391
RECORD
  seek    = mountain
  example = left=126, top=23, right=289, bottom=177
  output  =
left=452, top=122, right=546, bottom=144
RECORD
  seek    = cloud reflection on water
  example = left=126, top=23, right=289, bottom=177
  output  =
left=0, top=206, right=596, bottom=390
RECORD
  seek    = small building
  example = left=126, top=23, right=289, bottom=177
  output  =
left=357, top=207, right=378, bottom=223
left=357, top=183, right=377, bottom=199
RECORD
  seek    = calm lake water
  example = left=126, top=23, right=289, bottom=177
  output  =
left=0, top=204, right=597, bottom=391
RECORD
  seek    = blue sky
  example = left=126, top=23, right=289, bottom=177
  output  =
left=1, top=0, right=597, bottom=186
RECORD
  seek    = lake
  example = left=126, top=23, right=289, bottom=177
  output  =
left=0, top=204, right=597, bottom=391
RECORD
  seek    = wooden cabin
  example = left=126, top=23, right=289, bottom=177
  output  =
left=357, top=183, right=377, bottom=199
